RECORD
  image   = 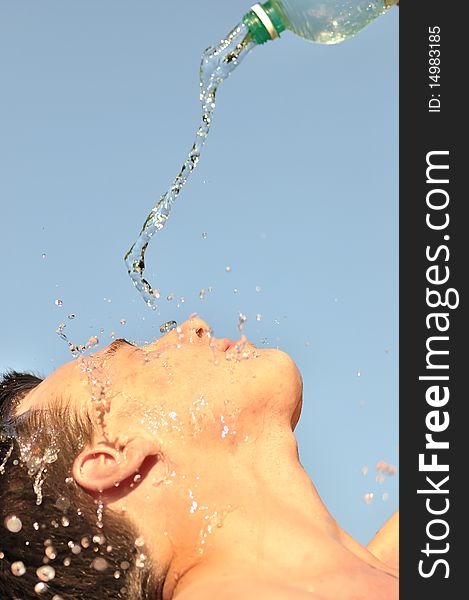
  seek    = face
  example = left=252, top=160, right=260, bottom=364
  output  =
left=19, top=316, right=303, bottom=448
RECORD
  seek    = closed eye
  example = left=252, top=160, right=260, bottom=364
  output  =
left=104, top=338, right=134, bottom=357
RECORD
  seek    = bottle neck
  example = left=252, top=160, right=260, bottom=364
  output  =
left=243, top=2, right=286, bottom=45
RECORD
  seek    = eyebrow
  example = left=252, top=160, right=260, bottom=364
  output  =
left=103, top=338, right=135, bottom=357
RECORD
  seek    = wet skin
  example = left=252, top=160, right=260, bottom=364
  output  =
left=18, top=316, right=397, bottom=600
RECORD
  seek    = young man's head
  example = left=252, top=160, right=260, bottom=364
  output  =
left=0, top=372, right=156, bottom=600
left=1, top=316, right=303, bottom=599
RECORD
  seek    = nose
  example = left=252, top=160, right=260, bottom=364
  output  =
left=145, top=316, right=213, bottom=353
left=180, top=316, right=213, bottom=342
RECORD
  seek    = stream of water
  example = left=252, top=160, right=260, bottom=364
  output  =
left=124, top=22, right=255, bottom=310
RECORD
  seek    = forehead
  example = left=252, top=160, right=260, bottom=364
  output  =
left=16, top=340, right=208, bottom=415
left=17, top=359, right=85, bottom=415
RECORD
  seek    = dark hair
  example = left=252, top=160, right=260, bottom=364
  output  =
left=0, top=371, right=161, bottom=600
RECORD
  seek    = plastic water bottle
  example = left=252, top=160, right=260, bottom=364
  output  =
left=243, top=0, right=398, bottom=45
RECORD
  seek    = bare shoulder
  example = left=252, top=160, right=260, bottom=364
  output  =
left=174, top=580, right=322, bottom=600
left=173, top=571, right=398, bottom=600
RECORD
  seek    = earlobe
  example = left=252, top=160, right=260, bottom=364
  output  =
left=72, top=438, right=158, bottom=493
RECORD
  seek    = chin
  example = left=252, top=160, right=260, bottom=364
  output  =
left=291, top=395, right=303, bottom=430
left=262, top=348, right=303, bottom=425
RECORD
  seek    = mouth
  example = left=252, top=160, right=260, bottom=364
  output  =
left=225, top=340, right=238, bottom=352
left=220, top=336, right=257, bottom=353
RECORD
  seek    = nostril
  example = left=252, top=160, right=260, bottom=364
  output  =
left=195, top=328, right=204, bottom=339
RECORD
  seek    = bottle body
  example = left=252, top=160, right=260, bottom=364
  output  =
left=244, top=0, right=397, bottom=45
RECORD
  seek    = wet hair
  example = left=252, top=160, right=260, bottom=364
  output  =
left=0, top=371, right=161, bottom=600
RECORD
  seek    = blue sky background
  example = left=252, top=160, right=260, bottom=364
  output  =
left=0, top=1, right=398, bottom=545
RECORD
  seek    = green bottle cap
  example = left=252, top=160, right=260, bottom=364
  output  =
left=243, top=1, right=286, bottom=45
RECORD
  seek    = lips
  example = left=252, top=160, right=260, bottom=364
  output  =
left=222, top=337, right=257, bottom=353
left=216, top=337, right=245, bottom=352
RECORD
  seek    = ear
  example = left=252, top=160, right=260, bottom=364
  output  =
left=72, top=438, right=158, bottom=493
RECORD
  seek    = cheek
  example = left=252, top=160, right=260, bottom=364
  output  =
left=237, top=351, right=302, bottom=407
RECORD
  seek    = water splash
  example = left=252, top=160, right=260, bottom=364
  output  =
left=19, top=433, right=59, bottom=505
left=160, top=320, right=178, bottom=334
left=124, top=23, right=254, bottom=308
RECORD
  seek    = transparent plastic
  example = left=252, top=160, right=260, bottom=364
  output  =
left=270, top=0, right=397, bottom=44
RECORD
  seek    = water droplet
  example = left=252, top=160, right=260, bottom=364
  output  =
left=61, top=516, right=70, bottom=527
left=41, top=253, right=46, bottom=259
left=52, top=596, right=65, bottom=600
left=133, top=473, right=142, bottom=484
left=11, top=561, right=26, bottom=576
left=34, top=582, right=49, bottom=594
left=225, top=265, right=232, bottom=273
left=238, top=313, right=247, bottom=332
left=360, top=466, right=369, bottom=476
left=63, top=557, right=71, bottom=567
left=45, top=546, right=57, bottom=560
left=255, top=313, right=262, bottom=321
left=96, top=500, right=104, bottom=529
left=363, top=492, right=374, bottom=504
left=160, top=320, right=177, bottom=333
left=357, top=370, right=362, bottom=377
left=36, top=565, right=55, bottom=582
left=167, top=293, right=175, bottom=301
left=54, top=299, right=63, bottom=307
left=120, top=319, right=127, bottom=325
left=376, top=461, right=397, bottom=476
left=67, top=313, right=75, bottom=320
left=233, top=288, right=238, bottom=294
left=199, top=288, right=206, bottom=299
left=120, top=561, right=130, bottom=571
left=202, top=232, right=208, bottom=239
left=382, top=492, right=390, bottom=502
left=134, top=536, right=145, bottom=547
left=92, top=557, right=109, bottom=572
left=55, top=496, right=71, bottom=511
left=4, top=515, right=22, bottom=533
left=136, top=553, right=147, bottom=568
left=114, top=570, right=121, bottom=579
left=86, top=336, right=99, bottom=349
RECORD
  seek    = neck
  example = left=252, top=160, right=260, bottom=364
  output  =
left=158, top=423, right=388, bottom=600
